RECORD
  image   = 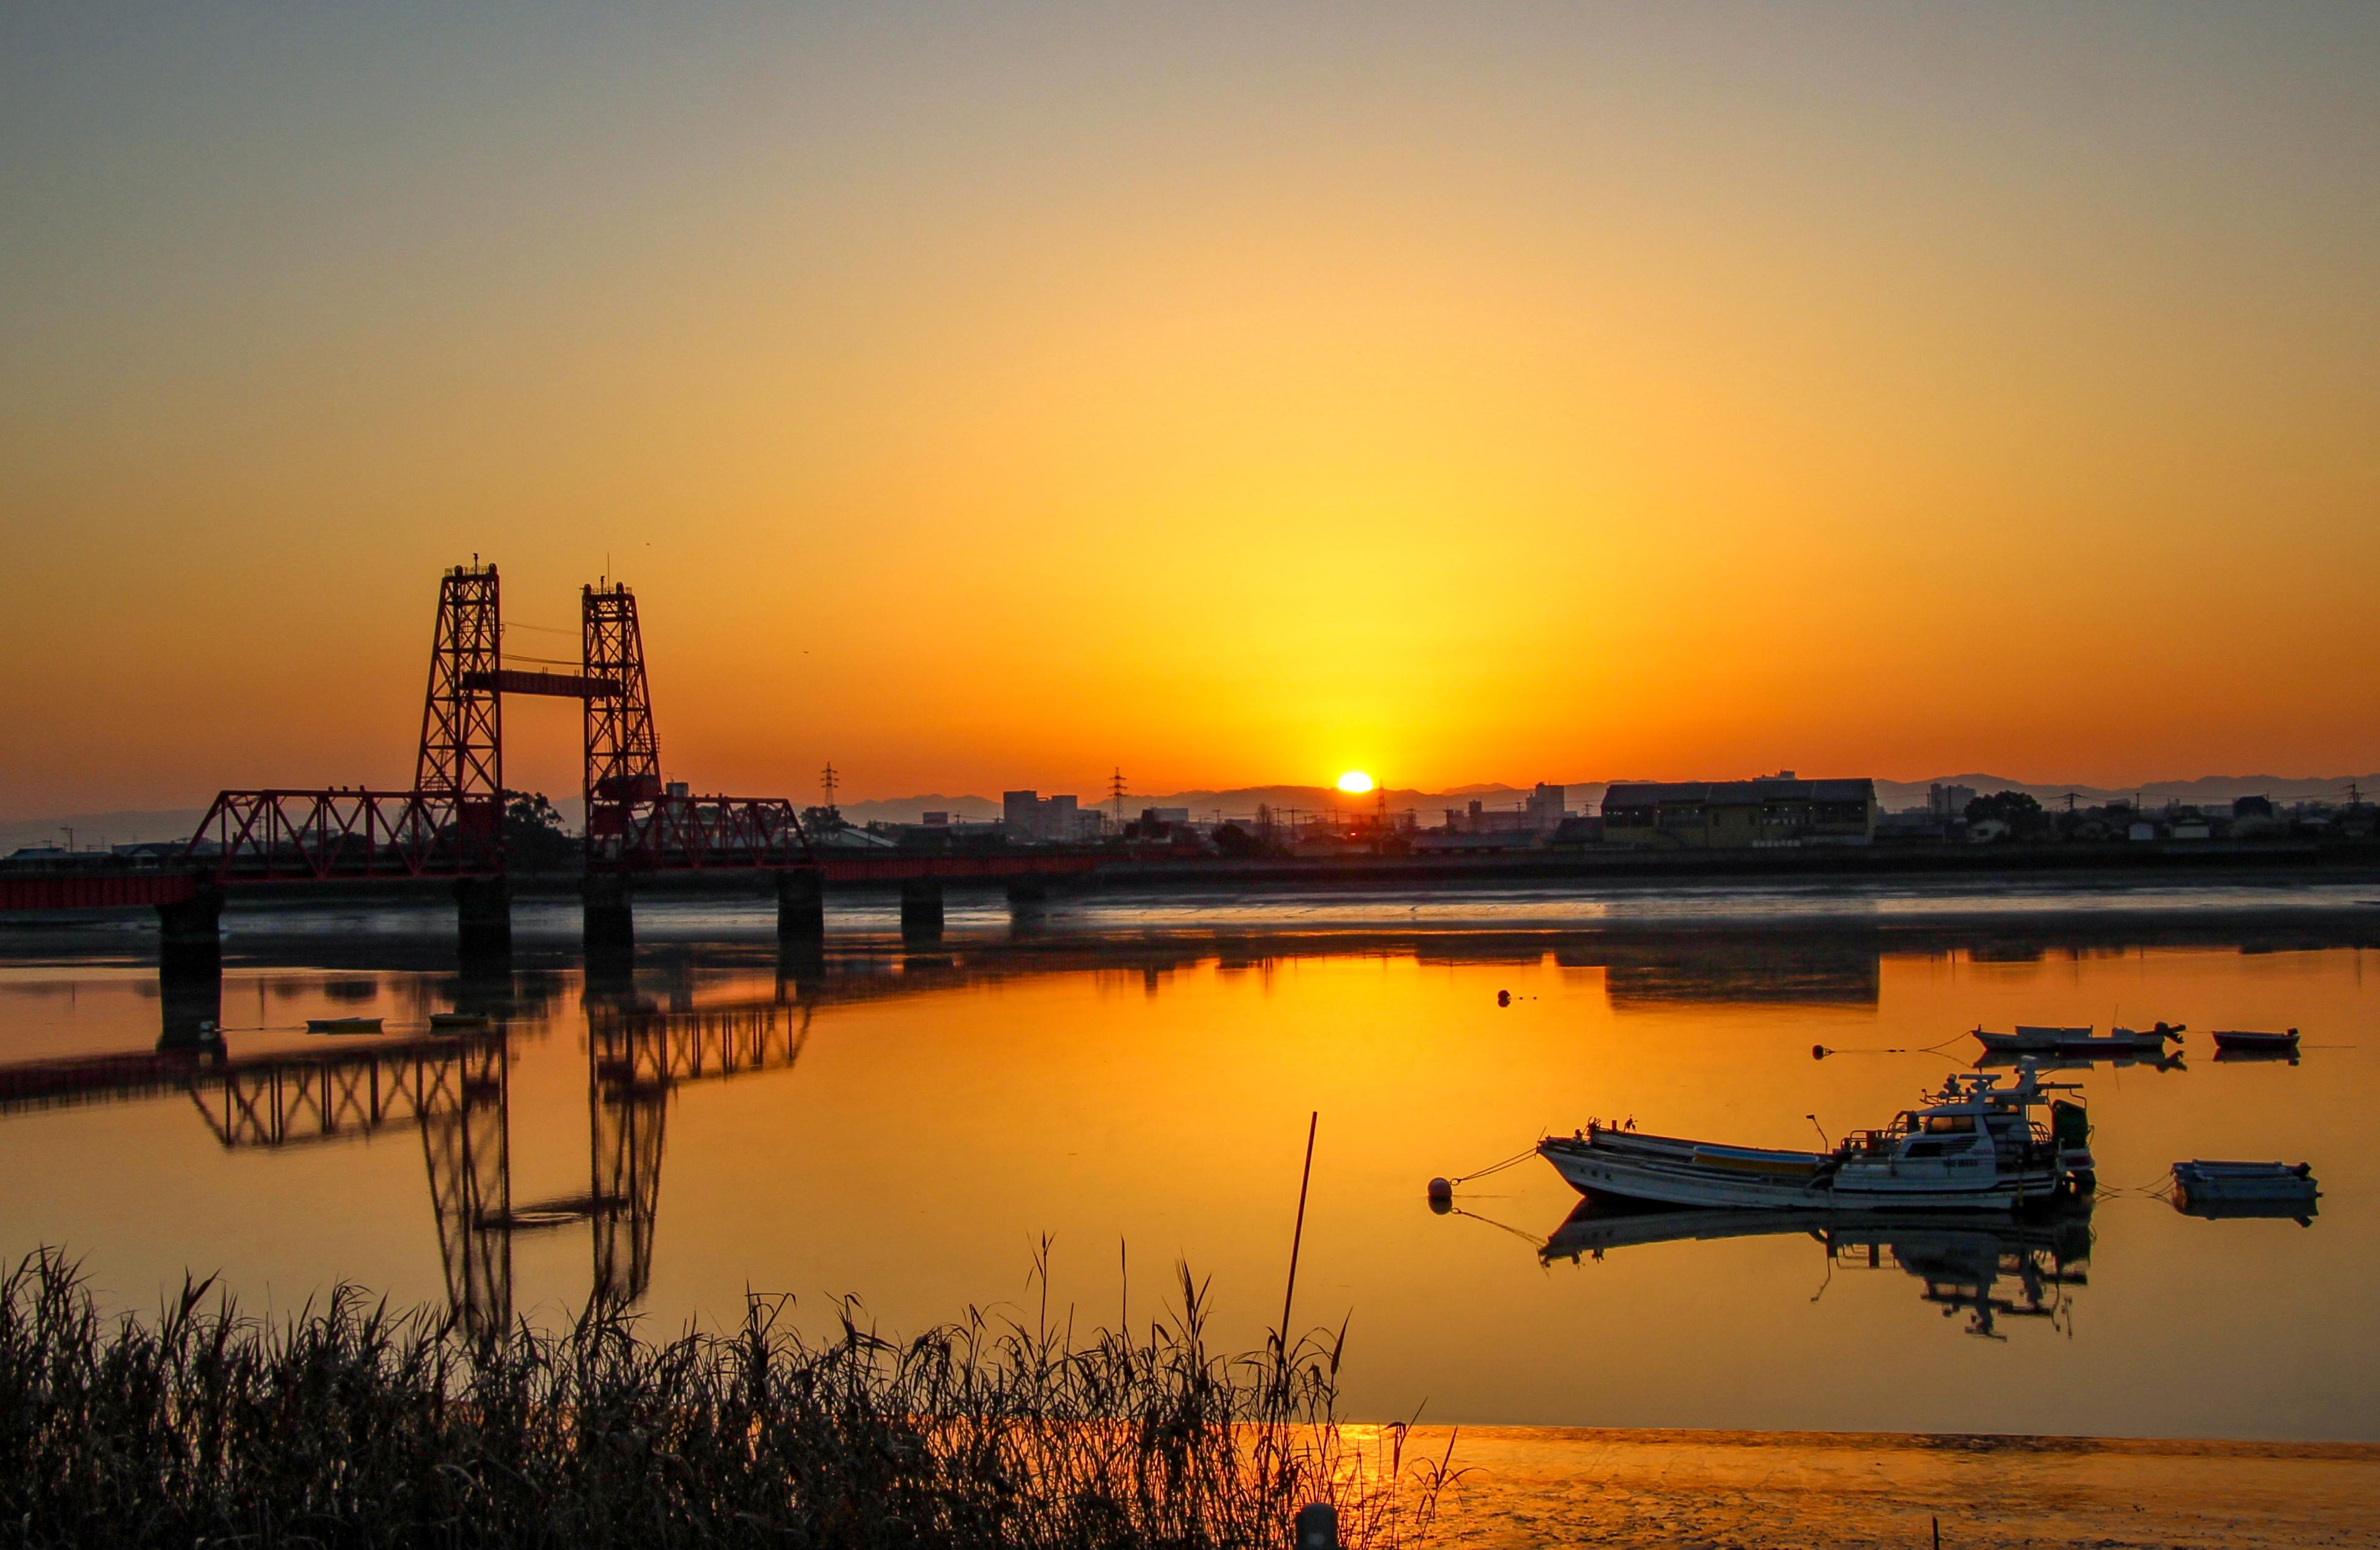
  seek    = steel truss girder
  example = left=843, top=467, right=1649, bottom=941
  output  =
left=187, top=788, right=501, bottom=881
left=605, top=794, right=816, bottom=870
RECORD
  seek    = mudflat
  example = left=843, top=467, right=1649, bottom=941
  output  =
left=1414, top=1428, right=2380, bottom=1549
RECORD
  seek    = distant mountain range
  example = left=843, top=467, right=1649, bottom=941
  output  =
left=8, top=772, right=2376, bottom=853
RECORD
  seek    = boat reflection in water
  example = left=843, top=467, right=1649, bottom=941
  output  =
left=1538, top=1198, right=2095, bottom=1342
left=1974, top=1047, right=2187, bottom=1075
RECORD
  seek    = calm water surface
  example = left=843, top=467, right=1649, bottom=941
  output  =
left=3, top=886, right=2374, bottom=1441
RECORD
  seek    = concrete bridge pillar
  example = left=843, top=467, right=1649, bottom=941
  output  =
left=158, top=961, right=222, bottom=1050
left=1005, top=879, right=1050, bottom=933
left=899, top=876, right=944, bottom=943
left=156, top=884, right=224, bottom=978
left=582, top=872, right=635, bottom=953
left=775, top=868, right=826, bottom=940
left=454, top=875, right=512, bottom=958
left=776, top=937, right=824, bottom=1000
left=156, top=883, right=224, bottom=1049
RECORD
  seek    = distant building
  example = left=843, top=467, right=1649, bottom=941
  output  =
left=1929, top=783, right=1977, bottom=819
left=1442, top=785, right=1569, bottom=837
left=921, top=811, right=949, bottom=827
left=1002, top=790, right=1097, bottom=843
left=1601, top=778, right=1878, bottom=848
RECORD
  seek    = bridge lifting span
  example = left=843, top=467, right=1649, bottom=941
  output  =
left=189, top=564, right=818, bottom=886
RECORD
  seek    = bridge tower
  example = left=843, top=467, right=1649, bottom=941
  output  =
left=416, top=563, right=504, bottom=827
left=582, top=582, right=660, bottom=858
left=581, top=583, right=659, bottom=946
left=417, top=564, right=510, bottom=954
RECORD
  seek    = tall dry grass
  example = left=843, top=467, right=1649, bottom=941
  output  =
left=0, top=1248, right=1450, bottom=1549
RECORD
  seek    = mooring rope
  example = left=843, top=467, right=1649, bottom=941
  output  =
left=1443, top=1146, right=1539, bottom=1188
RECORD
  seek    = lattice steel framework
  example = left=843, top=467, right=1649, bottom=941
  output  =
left=582, top=583, right=661, bottom=859
left=182, top=564, right=828, bottom=884
left=416, top=564, right=504, bottom=842
left=591, top=1078, right=666, bottom=1304
left=422, top=1041, right=513, bottom=1337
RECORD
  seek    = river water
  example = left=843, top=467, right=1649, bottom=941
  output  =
left=3, top=880, right=2374, bottom=1441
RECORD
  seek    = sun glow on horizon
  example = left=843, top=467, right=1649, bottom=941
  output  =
left=1336, top=772, right=1375, bottom=795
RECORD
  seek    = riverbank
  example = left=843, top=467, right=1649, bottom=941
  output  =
left=1422, top=1427, right=2380, bottom=1548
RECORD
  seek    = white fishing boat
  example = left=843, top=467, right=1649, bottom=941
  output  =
left=1539, top=1064, right=2094, bottom=1213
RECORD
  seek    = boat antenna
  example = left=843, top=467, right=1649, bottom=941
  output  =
left=1806, top=1113, right=1830, bottom=1149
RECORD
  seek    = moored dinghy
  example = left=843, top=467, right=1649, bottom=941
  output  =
left=2210, top=1028, right=2299, bottom=1056
left=1540, top=1063, right=2094, bottom=1213
left=1973, top=1023, right=2183, bottom=1058
left=305, top=1015, right=383, bottom=1035
left=2172, top=1160, right=2319, bottom=1221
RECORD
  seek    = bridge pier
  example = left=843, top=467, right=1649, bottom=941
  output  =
left=159, top=961, right=223, bottom=1050
left=899, top=877, right=944, bottom=943
left=454, top=875, right=512, bottom=958
left=776, top=937, right=824, bottom=1000
left=582, top=873, right=635, bottom=953
left=775, top=868, right=826, bottom=941
left=454, top=951, right=517, bottom=1022
left=156, top=884, right=223, bottom=978
left=1005, top=879, right=1050, bottom=934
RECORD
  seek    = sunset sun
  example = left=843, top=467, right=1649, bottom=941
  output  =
left=1336, top=771, right=1375, bottom=794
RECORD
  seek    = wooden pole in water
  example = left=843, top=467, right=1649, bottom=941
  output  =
left=1280, top=1111, right=1319, bottom=1358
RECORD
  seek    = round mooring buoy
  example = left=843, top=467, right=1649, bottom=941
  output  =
left=1812, top=1043, right=1827, bottom=1060
left=1427, top=1176, right=1453, bottom=1207
left=1497, top=989, right=1511, bottom=1007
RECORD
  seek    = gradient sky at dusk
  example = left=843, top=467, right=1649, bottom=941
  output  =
left=4, top=3, right=2377, bottom=817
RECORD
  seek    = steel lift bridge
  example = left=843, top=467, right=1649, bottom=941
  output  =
left=176, top=563, right=821, bottom=954
left=151, top=562, right=1093, bottom=957
left=0, top=561, right=1095, bottom=963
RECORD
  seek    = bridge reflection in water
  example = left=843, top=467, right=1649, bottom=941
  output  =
left=1538, top=1199, right=2095, bottom=1342
left=0, top=997, right=811, bottom=1336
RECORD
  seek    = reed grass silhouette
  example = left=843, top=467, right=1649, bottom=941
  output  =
left=0, top=1247, right=1451, bottom=1549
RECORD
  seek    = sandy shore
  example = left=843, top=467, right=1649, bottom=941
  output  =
left=1406, top=1428, right=2380, bottom=1549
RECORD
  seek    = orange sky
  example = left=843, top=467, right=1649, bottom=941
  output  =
left=4, top=5, right=2377, bottom=818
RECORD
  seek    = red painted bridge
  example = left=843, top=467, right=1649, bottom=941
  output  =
left=0, top=870, right=200, bottom=912
left=1, top=563, right=1095, bottom=944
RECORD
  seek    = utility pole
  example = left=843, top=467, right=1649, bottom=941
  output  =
left=1110, top=766, right=1126, bottom=832
left=820, top=761, right=840, bottom=819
